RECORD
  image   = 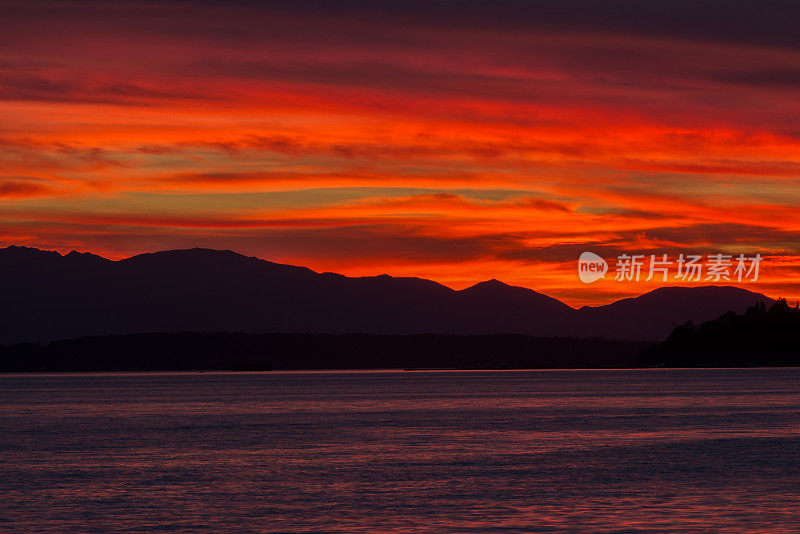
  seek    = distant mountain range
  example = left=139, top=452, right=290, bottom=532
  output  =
left=0, top=246, right=774, bottom=345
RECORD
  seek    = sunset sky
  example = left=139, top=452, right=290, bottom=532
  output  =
left=2, top=0, right=800, bottom=305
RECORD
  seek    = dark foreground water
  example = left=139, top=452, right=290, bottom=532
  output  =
left=1, top=369, right=800, bottom=533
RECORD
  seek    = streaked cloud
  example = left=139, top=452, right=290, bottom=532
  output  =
left=1, top=0, right=798, bottom=305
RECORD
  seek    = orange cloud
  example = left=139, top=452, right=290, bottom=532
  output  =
left=1, top=1, right=799, bottom=306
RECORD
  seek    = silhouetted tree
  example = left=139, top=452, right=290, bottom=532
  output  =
left=640, top=300, right=800, bottom=367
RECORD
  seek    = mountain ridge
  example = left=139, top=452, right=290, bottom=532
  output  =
left=0, top=245, right=774, bottom=344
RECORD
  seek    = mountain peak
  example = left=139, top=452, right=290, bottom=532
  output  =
left=2, top=244, right=50, bottom=253
left=631, top=285, right=772, bottom=304
left=62, top=249, right=111, bottom=264
left=121, top=247, right=254, bottom=265
left=464, top=279, right=510, bottom=290
left=0, top=245, right=61, bottom=260
left=458, top=278, right=573, bottom=312
left=460, top=278, right=554, bottom=297
left=137, top=247, right=245, bottom=258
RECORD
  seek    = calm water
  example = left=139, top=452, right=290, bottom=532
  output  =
left=2, top=369, right=800, bottom=533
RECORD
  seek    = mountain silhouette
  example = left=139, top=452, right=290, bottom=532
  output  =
left=573, top=285, right=776, bottom=341
left=0, top=245, right=773, bottom=345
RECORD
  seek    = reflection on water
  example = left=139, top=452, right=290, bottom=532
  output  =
left=2, top=369, right=800, bottom=533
